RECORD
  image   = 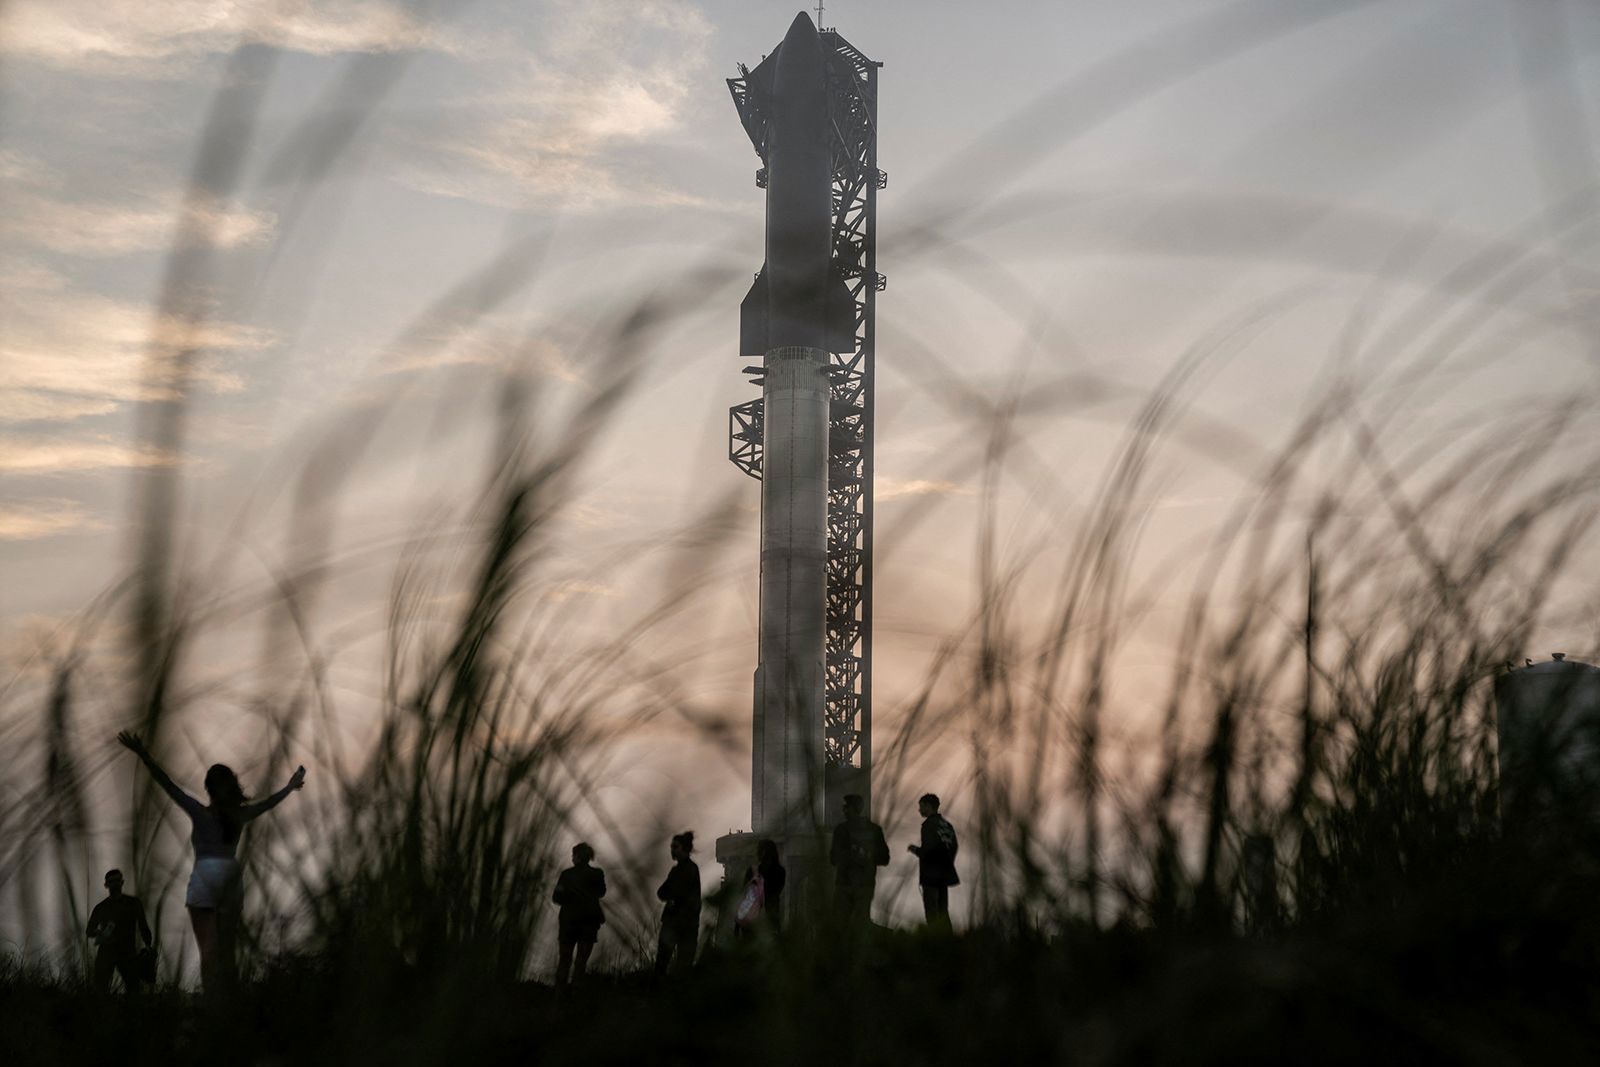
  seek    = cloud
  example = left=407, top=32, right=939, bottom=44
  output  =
left=388, top=327, right=584, bottom=385
left=544, top=578, right=620, bottom=603
left=397, top=0, right=714, bottom=209
left=0, top=392, right=122, bottom=422
left=877, top=477, right=971, bottom=501
left=8, top=193, right=276, bottom=257
left=1, top=152, right=277, bottom=257
left=0, top=435, right=177, bottom=473
left=0, top=264, right=272, bottom=421
left=0, top=499, right=108, bottom=540
left=0, top=0, right=451, bottom=71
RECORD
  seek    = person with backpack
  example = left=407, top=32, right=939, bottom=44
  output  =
left=552, top=842, right=606, bottom=988
left=755, top=839, right=786, bottom=932
left=86, top=869, right=154, bottom=993
left=907, top=792, right=959, bottom=933
left=829, top=794, right=889, bottom=931
left=735, top=838, right=787, bottom=938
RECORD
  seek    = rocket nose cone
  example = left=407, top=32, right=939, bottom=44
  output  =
left=774, top=10, right=825, bottom=94
left=784, top=11, right=819, bottom=44
left=778, top=11, right=823, bottom=77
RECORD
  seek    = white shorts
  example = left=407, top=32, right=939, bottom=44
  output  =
left=185, top=857, right=241, bottom=910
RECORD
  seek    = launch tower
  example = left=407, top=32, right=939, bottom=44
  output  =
left=717, top=12, right=884, bottom=911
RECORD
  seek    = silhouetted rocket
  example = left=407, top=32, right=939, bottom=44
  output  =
left=739, top=11, right=854, bottom=358
left=733, top=12, right=850, bottom=837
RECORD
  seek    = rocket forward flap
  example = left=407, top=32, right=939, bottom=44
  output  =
left=741, top=269, right=769, bottom=358
left=741, top=267, right=857, bottom=356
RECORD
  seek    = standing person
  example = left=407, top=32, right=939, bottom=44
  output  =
left=907, top=793, right=959, bottom=933
left=117, top=731, right=305, bottom=992
left=552, top=842, right=606, bottom=988
left=829, top=794, right=889, bottom=931
left=654, top=831, right=701, bottom=976
left=755, top=838, right=786, bottom=933
left=736, top=838, right=788, bottom=939
left=86, top=869, right=153, bottom=993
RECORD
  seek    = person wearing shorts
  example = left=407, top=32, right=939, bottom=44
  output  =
left=118, top=731, right=305, bottom=992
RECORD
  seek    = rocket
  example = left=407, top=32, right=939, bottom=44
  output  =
left=736, top=12, right=851, bottom=836
left=739, top=11, right=855, bottom=357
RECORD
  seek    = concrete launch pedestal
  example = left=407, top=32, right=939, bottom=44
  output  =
left=714, top=830, right=831, bottom=938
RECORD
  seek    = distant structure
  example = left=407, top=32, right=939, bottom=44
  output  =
left=1495, top=653, right=1600, bottom=818
left=716, top=11, right=885, bottom=916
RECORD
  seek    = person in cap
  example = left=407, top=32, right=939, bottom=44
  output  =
left=86, top=869, right=153, bottom=993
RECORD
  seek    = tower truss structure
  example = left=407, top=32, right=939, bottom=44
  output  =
left=728, top=28, right=884, bottom=801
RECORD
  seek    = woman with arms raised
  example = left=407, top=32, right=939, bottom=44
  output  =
left=117, top=731, right=305, bottom=992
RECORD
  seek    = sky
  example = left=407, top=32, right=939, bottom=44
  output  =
left=5, top=0, right=1600, bottom=934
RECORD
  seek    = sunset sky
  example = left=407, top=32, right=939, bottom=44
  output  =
left=4, top=0, right=1600, bottom=870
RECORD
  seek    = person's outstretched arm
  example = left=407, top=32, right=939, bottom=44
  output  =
left=137, top=900, right=153, bottom=946
left=117, top=732, right=202, bottom=815
left=240, top=766, right=307, bottom=820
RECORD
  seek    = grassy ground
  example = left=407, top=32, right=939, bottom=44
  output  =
left=5, top=866, right=1599, bottom=1067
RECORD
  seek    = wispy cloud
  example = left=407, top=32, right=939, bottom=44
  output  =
left=0, top=0, right=452, bottom=72
left=388, top=328, right=584, bottom=385
left=8, top=192, right=276, bottom=257
left=544, top=578, right=620, bottom=603
left=0, top=264, right=272, bottom=422
left=0, top=435, right=177, bottom=473
left=0, top=499, right=108, bottom=540
left=0, top=393, right=122, bottom=423
left=1, top=152, right=276, bottom=257
left=878, top=477, right=971, bottom=502
left=398, top=0, right=714, bottom=209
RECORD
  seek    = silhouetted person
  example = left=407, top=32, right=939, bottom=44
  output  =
left=86, top=869, right=152, bottom=993
left=654, top=831, right=701, bottom=976
left=756, top=838, right=786, bottom=932
left=830, top=794, right=889, bottom=930
left=117, top=731, right=305, bottom=993
left=907, top=793, right=959, bottom=933
left=553, top=842, right=606, bottom=988
left=736, top=838, right=787, bottom=939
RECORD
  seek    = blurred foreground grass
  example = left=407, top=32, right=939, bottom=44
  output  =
left=7, top=5, right=1600, bottom=1062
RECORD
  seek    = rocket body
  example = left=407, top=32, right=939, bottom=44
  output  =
left=741, top=13, right=843, bottom=836
left=754, top=348, right=829, bottom=834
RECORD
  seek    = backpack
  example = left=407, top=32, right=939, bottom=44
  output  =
left=735, top=872, right=765, bottom=928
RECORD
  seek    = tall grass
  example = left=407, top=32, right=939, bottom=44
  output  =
left=6, top=4, right=1600, bottom=1064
